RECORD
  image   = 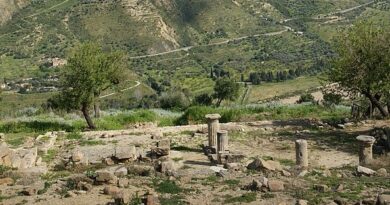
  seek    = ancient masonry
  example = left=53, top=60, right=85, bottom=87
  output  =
left=206, top=113, right=221, bottom=153
left=295, top=139, right=308, bottom=169
left=217, top=130, right=229, bottom=164
left=356, top=135, right=376, bottom=166
left=204, top=114, right=245, bottom=165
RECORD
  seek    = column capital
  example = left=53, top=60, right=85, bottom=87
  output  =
left=356, top=135, right=375, bottom=144
left=205, top=114, right=221, bottom=120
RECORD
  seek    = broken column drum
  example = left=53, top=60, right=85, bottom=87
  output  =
left=217, top=130, right=229, bottom=164
left=295, top=139, right=308, bottom=168
left=217, top=130, right=229, bottom=153
left=205, top=114, right=221, bottom=150
left=356, top=135, right=375, bottom=165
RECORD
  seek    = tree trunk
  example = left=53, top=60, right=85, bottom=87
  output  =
left=387, top=100, right=390, bottom=114
left=81, top=104, right=96, bottom=130
left=364, top=91, right=389, bottom=118
left=94, top=102, right=100, bottom=118
left=216, top=98, right=223, bottom=107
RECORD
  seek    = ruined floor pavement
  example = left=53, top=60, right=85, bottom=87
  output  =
left=0, top=119, right=389, bottom=205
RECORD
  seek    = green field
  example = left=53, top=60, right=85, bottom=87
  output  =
left=247, top=76, right=321, bottom=103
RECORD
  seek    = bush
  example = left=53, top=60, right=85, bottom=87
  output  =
left=323, top=92, right=342, bottom=107
left=176, top=106, right=245, bottom=125
left=159, top=91, right=190, bottom=110
left=297, top=93, right=315, bottom=104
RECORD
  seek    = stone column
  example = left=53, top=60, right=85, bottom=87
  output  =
left=295, top=139, right=308, bottom=168
left=217, top=130, right=228, bottom=164
left=356, top=135, right=376, bottom=166
left=217, top=130, right=228, bottom=153
left=205, top=114, right=221, bottom=151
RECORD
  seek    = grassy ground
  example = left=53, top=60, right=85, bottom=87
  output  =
left=247, top=76, right=321, bottom=103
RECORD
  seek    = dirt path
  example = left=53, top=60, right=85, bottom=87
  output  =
left=128, top=26, right=292, bottom=59
left=99, top=81, right=141, bottom=99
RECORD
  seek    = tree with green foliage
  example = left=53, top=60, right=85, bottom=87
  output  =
left=51, top=43, right=125, bottom=129
left=213, top=78, right=240, bottom=107
left=194, top=93, right=213, bottom=106
left=327, top=20, right=390, bottom=118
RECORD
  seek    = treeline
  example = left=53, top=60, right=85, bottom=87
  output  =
left=248, top=58, right=328, bottom=84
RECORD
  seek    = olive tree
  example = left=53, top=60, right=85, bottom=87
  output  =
left=213, top=78, right=240, bottom=107
left=327, top=20, right=390, bottom=118
left=52, top=43, right=125, bottom=129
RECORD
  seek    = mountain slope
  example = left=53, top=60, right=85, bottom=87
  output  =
left=0, top=0, right=30, bottom=25
left=0, top=0, right=389, bottom=95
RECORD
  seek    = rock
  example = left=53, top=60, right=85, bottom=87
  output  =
left=113, top=191, right=125, bottom=204
left=96, top=170, right=118, bottom=184
left=225, top=163, right=243, bottom=172
left=114, top=167, right=128, bottom=177
left=225, top=153, right=246, bottom=163
left=376, top=195, right=390, bottom=205
left=160, top=160, right=177, bottom=176
left=103, top=186, right=121, bottom=196
left=314, top=184, right=329, bottom=193
left=127, top=164, right=154, bottom=176
left=21, top=187, right=38, bottom=196
left=104, top=158, right=115, bottom=166
left=357, top=166, right=376, bottom=176
left=0, top=177, right=14, bottom=186
left=250, top=179, right=263, bottom=191
left=333, top=197, right=347, bottom=205
left=145, top=193, right=157, bottom=205
left=296, top=170, right=307, bottom=177
left=0, top=142, right=13, bottom=167
left=322, top=169, right=332, bottom=177
left=0, top=133, right=5, bottom=140
left=72, top=150, right=84, bottom=162
left=268, top=180, right=284, bottom=192
left=114, top=145, right=136, bottom=161
left=297, top=200, right=308, bottom=205
left=66, top=191, right=77, bottom=198
left=247, top=158, right=282, bottom=172
left=376, top=168, right=388, bottom=177
left=158, top=139, right=170, bottom=148
left=118, top=178, right=129, bottom=188
left=151, top=147, right=170, bottom=157
left=77, top=181, right=93, bottom=192
left=335, top=184, right=343, bottom=192
left=74, top=190, right=87, bottom=195
left=0, top=142, right=10, bottom=157
left=151, top=131, right=163, bottom=140
left=259, top=176, right=269, bottom=188
left=19, top=147, right=38, bottom=169
left=217, top=170, right=230, bottom=178
left=210, top=166, right=227, bottom=173
left=282, top=170, right=291, bottom=177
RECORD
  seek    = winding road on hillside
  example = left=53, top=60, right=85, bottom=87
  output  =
left=99, top=81, right=141, bottom=99
left=128, top=0, right=376, bottom=59
left=128, top=26, right=292, bottom=59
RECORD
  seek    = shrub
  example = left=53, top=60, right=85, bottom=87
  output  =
left=323, top=92, right=342, bottom=107
left=159, top=91, right=190, bottom=110
left=297, top=93, right=315, bottom=104
left=155, top=180, right=182, bottom=194
left=66, top=132, right=82, bottom=140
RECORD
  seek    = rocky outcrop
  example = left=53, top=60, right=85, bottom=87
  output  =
left=0, top=0, right=30, bottom=25
left=0, top=142, right=42, bottom=170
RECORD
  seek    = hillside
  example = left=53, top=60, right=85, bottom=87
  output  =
left=0, top=0, right=389, bottom=97
left=0, top=0, right=30, bottom=25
